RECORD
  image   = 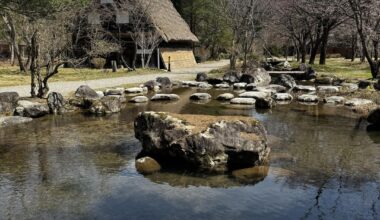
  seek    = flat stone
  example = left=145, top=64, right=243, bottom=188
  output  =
left=215, top=83, right=231, bottom=89
left=239, top=91, right=270, bottom=100
left=217, top=93, right=235, bottom=101
left=324, top=96, right=346, bottom=105
left=298, top=94, right=319, bottom=103
left=273, top=93, right=293, bottom=101
left=341, top=83, right=359, bottom=92
left=190, top=93, right=212, bottom=101
left=0, top=116, right=33, bottom=127
left=182, top=81, right=201, bottom=87
left=105, top=88, right=125, bottom=96
left=255, top=87, right=277, bottom=95
left=317, top=86, right=340, bottom=93
left=266, top=84, right=287, bottom=93
left=345, top=98, right=374, bottom=107
left=126, top=87, right=144, bottom=93
left=233, top=83, right=247, bottom=89
left=151, top=94, right=180, bottom=101
left=230, top=98, right=256, bottom=105
left=129, top=96, right=149, bottom=103
left=294, top=85, right=316, bottom=92
left=197, top=83, right=213, bottom=89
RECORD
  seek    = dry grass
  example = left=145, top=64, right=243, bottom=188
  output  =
left=0, top=67, right=166, bottom=87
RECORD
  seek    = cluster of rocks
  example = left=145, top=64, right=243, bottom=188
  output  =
left=134, top=112, right=270, bottom=172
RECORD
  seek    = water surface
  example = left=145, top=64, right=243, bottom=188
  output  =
left=0, top=88, right=379, bottom=220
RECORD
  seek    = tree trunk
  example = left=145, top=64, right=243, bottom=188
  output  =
left=300, top=42, right=307, bottom=64
left=30, top=33, right=38, bottom=98
left=374, top=40, right=379, bottom=61
left=132, top=43, right=137, bottom=69
left=319, top=28, right=330, bottom=65
left=230, top=37, right=237, bottom=70
left=10, top=44, right=15, bottom=65
left=351, top=35, right=357, bottom=62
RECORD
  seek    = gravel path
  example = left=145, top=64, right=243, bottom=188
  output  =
left=0, top=60, right=229, bottom=97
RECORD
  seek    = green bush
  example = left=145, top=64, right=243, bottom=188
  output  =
left=91, top=58, right=106, bottom=69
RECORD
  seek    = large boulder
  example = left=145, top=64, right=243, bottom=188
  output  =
left=75, top=85, right=99, bottom=100
left=273, top=75, right=296, bottom=89
left=89, top=96, right=122, bottom=115
left=195, top=72, right=208, bottom=82
left=17, top=100, right=49, bottom=118
left=223, top=71, right=242, bottom=84
left=240, top=68, right=271, bottom=87
left=0, top=116, right=33, bottom=127
left=47, top=92, right=65, bottom=114
left=134, top=112, right=270, bottom=172
left=0, top=92, right=19, bottom=116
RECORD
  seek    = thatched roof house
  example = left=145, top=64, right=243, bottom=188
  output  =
left=91, top=0, right=199, bottom=70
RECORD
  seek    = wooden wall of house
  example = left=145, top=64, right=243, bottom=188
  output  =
left=160, top=47, right=197, bottom=70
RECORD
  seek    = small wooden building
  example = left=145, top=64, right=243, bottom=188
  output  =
left=90, top=0, right=199, bottom=70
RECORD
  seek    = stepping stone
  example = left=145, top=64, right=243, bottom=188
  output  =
left=230, top=98, right=256, bottom=105
left=298, top=94, right=319, bottom=103
left=266, top=84, right=287, bottom=93
left=126, top=87, right=145, bottom=93
left=129, top=96, right=149, bottom=103
left=239, top=91, right=270, bottom=100
left=215, top=83, right=231, bottom=89
left=317, top=86, right=340, bottom=93
left=274, top=93, right=293, bottom=101
left=294, top=85, right=316, bottom=92
left=256, top=87, right=277, bottom=95
left=197, top=83, right=213, bottom=89
left=324, top=96, right=345, bottom=105
left=233, top=83, right=247, bottom=89
left=182, top=81, right=201, bottom=87
left=217, top=93, right=235, bottom=101
left=345, top=98, right=374, bottom=107
left=151, top=94, right=180, bottom=101
left=341, top=83, right=359, bottom=92
left=105, top=88, right=125, bottom=96
left=190, top=93, right=212, bottom=101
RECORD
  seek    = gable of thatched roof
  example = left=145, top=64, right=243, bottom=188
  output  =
left=145, top=0, right=199, bottom=43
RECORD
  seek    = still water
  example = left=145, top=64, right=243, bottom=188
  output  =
left=0, top=88, right=379, bottom=220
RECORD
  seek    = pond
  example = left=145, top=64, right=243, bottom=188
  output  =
left=0, top=87, right=379, bottom=220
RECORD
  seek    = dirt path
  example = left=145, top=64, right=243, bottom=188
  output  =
left=0, top=60, right=229, bottom=97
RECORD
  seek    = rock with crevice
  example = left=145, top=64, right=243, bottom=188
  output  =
left=47, top=92, right=65, bottom=114
left=89, top=96, right=122, bottom=115
left=240, top=68, right=271, bottom=87
left=17, top=100, right=50, bottom=118
left=134, top=112, right=270, bottom=172
left=0, top=92, right=19, bottom=116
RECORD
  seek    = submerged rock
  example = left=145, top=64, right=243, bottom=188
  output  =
left=134, top=112, right=270, bottom=171
left=230, top=98, right=256, bottom=105
left=151, top=94, right=180, bottom=101
left=0, top=92, right=19, bottom=116
left=190, top=93, right=212, bottom=101
left=135, top=157, right=161, bottom=174
left=129, top=96, right=149, bottom=103
left=0, top=116, right=32, bottom=127
left=217, top=93, right=235, bottom=101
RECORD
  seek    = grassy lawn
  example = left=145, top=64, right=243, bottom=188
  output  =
left=0, top=67, right=166, bottom=87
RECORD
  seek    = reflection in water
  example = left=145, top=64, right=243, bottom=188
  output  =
left=0, top=87, right=379, bottom=219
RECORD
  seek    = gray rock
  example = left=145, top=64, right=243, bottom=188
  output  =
left=89, top=96, right=122, bottom=115
left=341, top=83, right=359, bottom=92
left=256, top=97, right=275, bottom=109
left=274, top=75, right=296, bottom=89
left=266, top=84, right=287, bottom=93
left=223, top=70, right=242, bottom=84
left=151, top=94, right=180, bottom=101
left=294, top=85, right=316, bottom=92
left=135, top=157, right=161, bottom=174
left=190, top=93, right=212, bottom=101
left=47, top=92, right=65, bottom=114
left=298, top=94, right=319, bottom=103
left=196, top=72, right=208, bottom=82
left=75, top=85, right=99, bottom=100
left=0, top=116, right=32, bottom=127
left=182, top=81, right=201, bottom=87
left=96, top=91, right=105, bottom=98
left=315, top=77, right=334, bottom=85
left=144, top=80, right=160, bottom=91
left=105, top=88, right=125, bottom=96
left=156, top=77, right=172, bottom=88
left=345, top=98, right=374, bottom=107
left=129, top=96, right=149, bottom=103
left=317, top=86, right=340, bottom=93
left=207, top=78, right=224, bottom=85
left=126, top=87, right=144, bottom=94
left=273, top=93, right=293, bottom=101
left=233, top=83, right=247, bottom=89
left=197, top=82, right=213, bottom=89
left=134, top=112, right=270, bottom=171
left=240, top=68, right=271, bottom=87
left=324, top=96, right=346, bottom=105
left=217, top=93, right=235, bottom=101
left=239, top=91, right=270, bottom=100
left=230, top=98, right=256, bottom=105
left=0, top=92, right=19, bottom=116
left=215, top=83, right=231, bottom=89
left=358, top=80, right=372, bottom=89
left=17, top=100, right=50, bottom=118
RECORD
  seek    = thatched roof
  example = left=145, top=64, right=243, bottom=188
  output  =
left=144, top=0, right=199, bottom=43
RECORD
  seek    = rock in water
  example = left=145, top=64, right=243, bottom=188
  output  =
left=89, top=96, right=122, bottom=115
left=190, top=93, right=212, bottom=101
left=75, top=85, right=99, bottom=99
left=0, top=92, right=19, bottom=116
left=135, top=157, right=161, bottom=174
left=47, top=92, right=65, bottom=114
left=134, top=112, right=270, bottom=172
left=240, top=68, right=271, bottom=86
left=156, top=77, right=172, bottom=88
left=17, top=100, right=49, bottom=118
left=274, top=75, right=296, bottom=89
left=230, top=98, right=256, bottom=105
left=129, top=96, right=149, bottom=103
left=196, top=72, right=208, bottom=82
left=368, top=108, right=380, bottom=125
left=151, top=94, right=180, bottom=101
left=217, top=93, right=235, bottom=101
left=223, top=71, right=242, bottom=84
